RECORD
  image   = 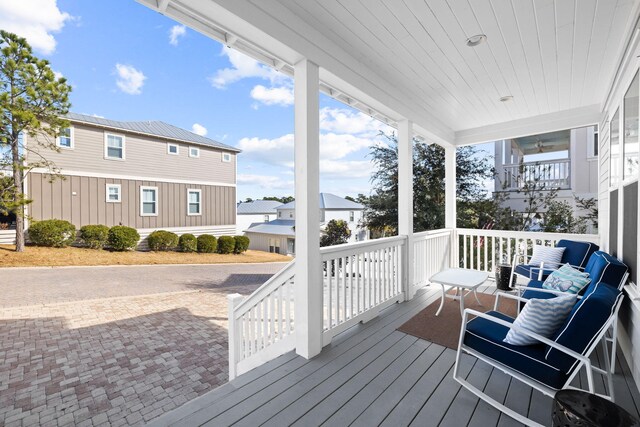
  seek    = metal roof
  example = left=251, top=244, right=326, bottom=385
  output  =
left=237, top=200, right=282, bottom=215
left=65, top=112, right=240, bottom=153
left=244, top=219, right=295, bottom=236
left=277, top=193, right=364, bottom=210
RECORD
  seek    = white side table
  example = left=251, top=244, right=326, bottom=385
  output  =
left=430, top=268, right=489, bottom=317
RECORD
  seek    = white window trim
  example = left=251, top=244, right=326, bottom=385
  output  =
left=140, top=186, right=158, bottom=217
left=56, top=126, right=74, bottom=149
left=187, top=189, right=202, bottom=216
left=167, top=143, right=179, bottom=155
left=189, top=147, right=200, bottom=158
left=106, top=184, right=121, bottom=203
left=104, top=132, right=126, bottom=161
left=222, top=152, right=231, bottom=162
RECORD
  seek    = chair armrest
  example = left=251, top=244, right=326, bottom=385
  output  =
left=460, top=309, right=589, bottom=364
left=515, top=285, right=566, bottom=296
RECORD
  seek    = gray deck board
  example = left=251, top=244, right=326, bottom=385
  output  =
left=149, top=283, right=640, bottom=427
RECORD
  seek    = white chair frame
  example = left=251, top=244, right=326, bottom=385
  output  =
left=454, top=292, right=623, bottom=427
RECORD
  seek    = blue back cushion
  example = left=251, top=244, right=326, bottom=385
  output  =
left=545, top=283, right=623, bottom=373
left=557, top=240, right=599, bottom=269
left=584, top=251, right=629, bottom=291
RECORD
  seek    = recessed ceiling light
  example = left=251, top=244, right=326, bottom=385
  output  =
left=466, top=34, right=487, bottom=47
left=499, top=95, right=514, bottom=102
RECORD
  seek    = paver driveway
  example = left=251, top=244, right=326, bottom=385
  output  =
left=0, top=263, right=287, bottom=426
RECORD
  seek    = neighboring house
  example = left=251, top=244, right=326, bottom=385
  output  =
left=493, top=125, right=598, bottom=229
left=244, top=193, right=367, bottom=255
left=24, top=112, right=240, bottom=243
left=236, top=200, right=281, bottom=235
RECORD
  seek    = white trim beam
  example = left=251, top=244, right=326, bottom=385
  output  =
left=455, top=105, right=601, bottom=146
left=294, top=59, right=323, bottom=359
left=445, top=145, right=456, bottom=229
left=397, top=120, right=414, bottom=299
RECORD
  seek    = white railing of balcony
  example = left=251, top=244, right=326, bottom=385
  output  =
left=227, top=261, right=296, bottom=379
left=413, top=229, right=453, bottom=288
left=455, top=228, right=599, bottom=273
left=320, top=236, right=405, bottom=345
left=503, top=159, right=571, bottom=190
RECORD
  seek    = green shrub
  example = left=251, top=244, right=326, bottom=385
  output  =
left=197, top=234, right=217, bottom=253
left=217, top=235, right=236, bottom=254
left=147, top=230, right=179, bottom=251
left=79, top=225, right=109, bottom=249
left=107, top=226, right=140, bottom=251
left=28, top=219, right=76, bottom=247
left=233, top=235, right=250, bottom=254
left=178, top=233, right=197, bottom=253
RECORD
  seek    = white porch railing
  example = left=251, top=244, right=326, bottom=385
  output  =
left=455, top=228, right=599, bottom=273
left=503, top=159, right=571, bottom=190
left=413, top=229, right=452, bottom=288
left=320, top=235, right=406, bottom=345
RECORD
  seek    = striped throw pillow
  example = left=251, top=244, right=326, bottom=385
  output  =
left=528, top=245, right=565, bottom=268
left=503, top=294, right=577, bottom=346
left=542, top=264, right=591, bottom=294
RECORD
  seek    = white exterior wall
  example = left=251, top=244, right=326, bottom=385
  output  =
left=323, top=209, right=367, bottom=242
left=276, top=209, right=295, bottom=220
left=236, top=213, right=276, bottom=235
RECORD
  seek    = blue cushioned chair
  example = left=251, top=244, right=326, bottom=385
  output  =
left=509, top=239, right=599, bottom=287
left=455, top=283, right=624, bottom=427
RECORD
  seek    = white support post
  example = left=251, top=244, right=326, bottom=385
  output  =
left=294, top=58, right=323, bottom=359
left=398, top=120, right=414, bottom=299
left=445, top=144, right=457, bottom=229
left=227, top=293, right=243, bottom=380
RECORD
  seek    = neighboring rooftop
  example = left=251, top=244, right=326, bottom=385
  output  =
left=244, top=219, right=295, bottom=236
left=277, top=193, right=364, bottom=211
left=65, top=112, right=241, bottom=152
left=237, top=200, right=282, bottom=215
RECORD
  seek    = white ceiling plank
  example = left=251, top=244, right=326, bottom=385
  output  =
left=554, top=0, right=576, bottom=112
left=532, top=0, right=559, bottom=113
left=569, top=0, right=597, bottom=108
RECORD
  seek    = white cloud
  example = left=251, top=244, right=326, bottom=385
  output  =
left=52, top=69, right=63, bottom=80
left=320, top=160, right=374, bottom=179
left=209, top=47, right=286, bottom=89
left=250, top=85, right=294, bottom=107
left=0, top=0, right=71, bottom=55
left=320, top=107, right=390, bottom=136
left=169, top=25, right=186, bottom=46
left=237, top=134, right=294, bottom=168
left=191, top=123, right=207, bottom=136
left=114, top=64, right=146, bottom=95
left=237, top=174, right=294, bottom=190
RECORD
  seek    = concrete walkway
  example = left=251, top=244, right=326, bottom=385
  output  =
left=0, top=262, right=288, bottom=426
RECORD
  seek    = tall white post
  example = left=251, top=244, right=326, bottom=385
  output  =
left=445, top=144, right=457, bottom=229
left=294, top=58, right=322, bottom=359
left=398, top=120, right=414, bottom=300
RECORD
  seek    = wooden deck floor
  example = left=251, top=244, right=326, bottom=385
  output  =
left=150, top=283, right=640, bottom=427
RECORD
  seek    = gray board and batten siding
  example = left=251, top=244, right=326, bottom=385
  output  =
left=28, top=172, right=236, bottom=230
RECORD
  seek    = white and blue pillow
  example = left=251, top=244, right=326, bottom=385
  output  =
left=503, top=294, right=577, bottom=346
left=528, top=245, right=565, bottom=268
left=542, top=264, right=591, bottom=294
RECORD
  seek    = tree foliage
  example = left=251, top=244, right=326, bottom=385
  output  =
left=320, top=219, right=351, bottom=247
left=262, top=196, right=294, bottom=204
left=1, top=30, right=72, bottom=251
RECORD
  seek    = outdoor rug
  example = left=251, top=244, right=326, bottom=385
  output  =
left=398, top=291, right=518, bottom=349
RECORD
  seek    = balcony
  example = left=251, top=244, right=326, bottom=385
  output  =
left=501, top=159, right=571, bottom=191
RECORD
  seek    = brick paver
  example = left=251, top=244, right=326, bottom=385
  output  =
left=0, top=263, right=287, bottom=426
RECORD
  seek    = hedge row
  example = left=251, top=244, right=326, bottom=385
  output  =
left=27, top=219, right=249, bottom=254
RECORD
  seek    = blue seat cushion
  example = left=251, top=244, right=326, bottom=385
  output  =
left=557, top=240, right=599, bottom=269
left=546, top=283, right=623, bottom=373
left=464, top=311, right=569, bottom=389
left=514, top=264, right=555, bottom=280
left=522, top=280, right=558, bottom=301
left=583, top=251, right=628, bottom=291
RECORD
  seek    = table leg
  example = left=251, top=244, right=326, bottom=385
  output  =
left=473, top=288, right=482, bottom=306
left=436, top=283, right=445, bottom=316
left=459, top=286, right=465, bottom=317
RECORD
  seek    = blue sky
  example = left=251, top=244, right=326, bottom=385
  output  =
left=0, top=0, right=493, bottom=201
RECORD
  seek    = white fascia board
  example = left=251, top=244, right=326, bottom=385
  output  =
left=136, top=0, right=455, bottom=146
left=454, top=104, right=602, bottom=146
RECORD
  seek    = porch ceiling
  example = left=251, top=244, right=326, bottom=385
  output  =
left=140, top=0, right=639, bottom=145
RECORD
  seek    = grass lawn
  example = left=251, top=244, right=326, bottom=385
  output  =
left=0, top=245, right=291, bottom=267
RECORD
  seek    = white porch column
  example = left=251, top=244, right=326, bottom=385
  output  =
left=398, top=120, right=414, bottom=299
left=445, top=144, right=457, bottom=229
left=294, top=58, right=322, bottom=359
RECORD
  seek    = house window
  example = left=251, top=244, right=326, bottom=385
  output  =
left=167, top=143, right=179, bottom=155
left=56, top=127, right=73, bottom=149
left=269, top=238, right=280, bottom=254
left=189, top=147, right=200, bottom=158
left=105, top=133, right=125, bottom=160
left=264, top=215, right=269, bottom=222
left=106, top=184, right=121, bottom=203
left=349, top=211, right=355, bottom=222
left=222, top=152, right=231, bottom=162
left=187, top=189, right=201, bottom=215
left=278, top=211, right=282, bottom=218
left=140, top=186, right=158, bottom=216
left=623, top=71, right=639, bottom=180
left=289, top=212, right=293, bottom=218
left=611, top=109, right=621, bottom=186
